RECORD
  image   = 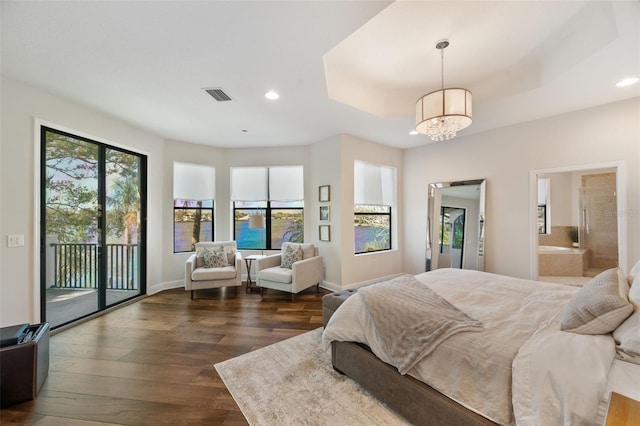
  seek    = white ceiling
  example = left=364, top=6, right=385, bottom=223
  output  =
left=2, top=1, right=638, bottom=150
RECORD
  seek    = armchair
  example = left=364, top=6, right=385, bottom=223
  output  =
left=256, top=242, right=323, bottom=301
left=185, top=241, right=242, bottom=300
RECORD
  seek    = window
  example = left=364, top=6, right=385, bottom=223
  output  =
left=231, top=166, right=304, bottom=250
left=355, top=205, right=391, bottom=253
left=174, top=200, right=213, bottom=253
left=173, top=163, right=215, bottom=253
left=538, top=177, right=550, bottom=234
left=354, top=161, right=395, bottom=254
left=537, top=204, right=547, bottom=234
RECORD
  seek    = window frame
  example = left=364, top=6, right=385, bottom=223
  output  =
left=233, top=201, right=304, bottom=250
left=537, top=204, right=547, bottom=234
left=354, top=205, right=392, bottom=254
left=173, top=199, right=214, bottom=253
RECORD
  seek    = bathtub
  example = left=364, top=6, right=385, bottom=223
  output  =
left=539, top=245, right=580, bottom=254
left=538, top=245, right=589, bottom=276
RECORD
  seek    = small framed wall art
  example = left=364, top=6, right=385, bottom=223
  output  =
left=319, top=185, right=330, bottom=202
left=319, top=205, right=330, bottom=221
left=319, top=225, right=331, bottom=242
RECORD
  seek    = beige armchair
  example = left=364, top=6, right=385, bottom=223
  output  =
left=256, top=242, right=323, bottom=301
left=185, top=241, right=242, bottom=300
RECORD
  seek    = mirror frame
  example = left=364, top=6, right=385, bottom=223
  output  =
left=426, top=179, right=486, bottom=272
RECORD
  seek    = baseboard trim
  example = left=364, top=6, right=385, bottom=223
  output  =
left=148, top=280, right=184, bottom=295
left=148, top=274, right=404, bottom=296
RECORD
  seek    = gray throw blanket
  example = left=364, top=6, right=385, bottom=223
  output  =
left=358, top=275, right=483, bottom=374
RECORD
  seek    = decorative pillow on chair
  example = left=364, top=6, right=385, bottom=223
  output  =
left=281, top=245, right=303, bottom=269
left=561, top=268, right=633, bottom=335
left=203, top=248, right=228, bottom=268
left=196, top=246, right=207, bottom=268
left=223, top=245, right=236, bottom=265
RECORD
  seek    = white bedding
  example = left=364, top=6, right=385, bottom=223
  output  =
left=512, top=311, right=616, bottom=425
left=323, top=269, right=593, bottom=425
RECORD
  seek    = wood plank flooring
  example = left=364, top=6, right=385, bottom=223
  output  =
left=1, top=285, right=329, bottom=425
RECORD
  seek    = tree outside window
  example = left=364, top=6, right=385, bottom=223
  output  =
left=354, top=205, right=391, bottom=254
left=174, top=200, right=213, bottom=253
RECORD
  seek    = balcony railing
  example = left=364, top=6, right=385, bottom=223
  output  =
left=50, top=243, right=138, bottom=290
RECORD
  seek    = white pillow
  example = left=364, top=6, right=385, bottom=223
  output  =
left=628, top=260, right=640, bottom=312
left=613, top=311, right=640, bottom=364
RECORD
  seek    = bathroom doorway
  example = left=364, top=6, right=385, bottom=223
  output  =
left=530, top=162, right=625, bottom=285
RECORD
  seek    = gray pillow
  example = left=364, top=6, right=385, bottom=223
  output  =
left=222, top=244, right=236, bottom=265
left=203, top=248, right=227, bottom=268
left=196, top=246, right=206, bottom=268
left=281, top=245, right=302, bottom=269
left=561, top=268, right=633, bottom=335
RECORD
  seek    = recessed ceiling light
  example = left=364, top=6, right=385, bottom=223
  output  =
left=265, top=91, right=279, bottom=100
left=616, top=77, right=639, bottom=87
left=409, top=130, right=419, bottom=135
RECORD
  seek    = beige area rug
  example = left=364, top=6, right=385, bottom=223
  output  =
left=214, top=328, right=409, bottom=426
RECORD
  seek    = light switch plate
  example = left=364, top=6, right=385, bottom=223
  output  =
left=7, top=234, right=25, bottom=247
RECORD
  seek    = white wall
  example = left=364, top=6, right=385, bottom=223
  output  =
left=310, top=136, right=343, bottom=288
left=3, top=75, right=637, bottom=327
left=157, top=141, right=314, bottom=293
left=157, top=140, right=228, bottom=294
left=0, top=76, right=165, bottom=326
left=161, top=134, right=405, bottom=291
left=549, top=173, right=573, bottom=226
left=339, top=135, right=404, bottom=287
left=0, top=75, right=400, bottom=325
left=403, top=97, right=640, bottom=279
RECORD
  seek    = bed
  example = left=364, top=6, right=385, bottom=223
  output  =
left=323, top=267, right=640, bottom=425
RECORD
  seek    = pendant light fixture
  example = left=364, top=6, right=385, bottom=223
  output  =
left=415, top=40, right=472, bottom=141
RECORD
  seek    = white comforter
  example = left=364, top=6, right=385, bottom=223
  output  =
left=323, top=269, right=617, bottom=425
left=512, top=312, right=615, bottom=425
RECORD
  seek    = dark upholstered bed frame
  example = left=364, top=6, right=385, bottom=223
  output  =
left=331, top=341, right=496, bottom=426
left=324, top=291, right=497, bottom=426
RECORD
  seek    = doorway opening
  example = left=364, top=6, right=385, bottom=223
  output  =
left=40, top=126, right=147, bottom=329
left=439, top=207, right=466, bottom=269
left=531, top=162, right=626, bottom=285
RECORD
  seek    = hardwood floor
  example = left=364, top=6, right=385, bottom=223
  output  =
left=1, top=285, right=329, bottom=425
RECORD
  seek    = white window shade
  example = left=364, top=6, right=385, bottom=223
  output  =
left=269, top=166, right=304, bottom=201
left=538, top=177, right=550, bottom=204
left=173, top=162, right=215, bottom=200
left=354, top=160, right=395, bottom=206
left=231, top=167, right=268, bottom=201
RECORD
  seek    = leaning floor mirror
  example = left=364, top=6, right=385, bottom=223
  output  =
left=426, top=179, right=486, bottom=272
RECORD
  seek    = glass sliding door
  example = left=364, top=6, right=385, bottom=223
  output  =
left=41, top=126, right=146, bottom=329
left=105, top=148, right=145, bottom=306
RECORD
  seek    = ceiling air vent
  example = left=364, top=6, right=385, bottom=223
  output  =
left=204, top=88, right=232, bottom=102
